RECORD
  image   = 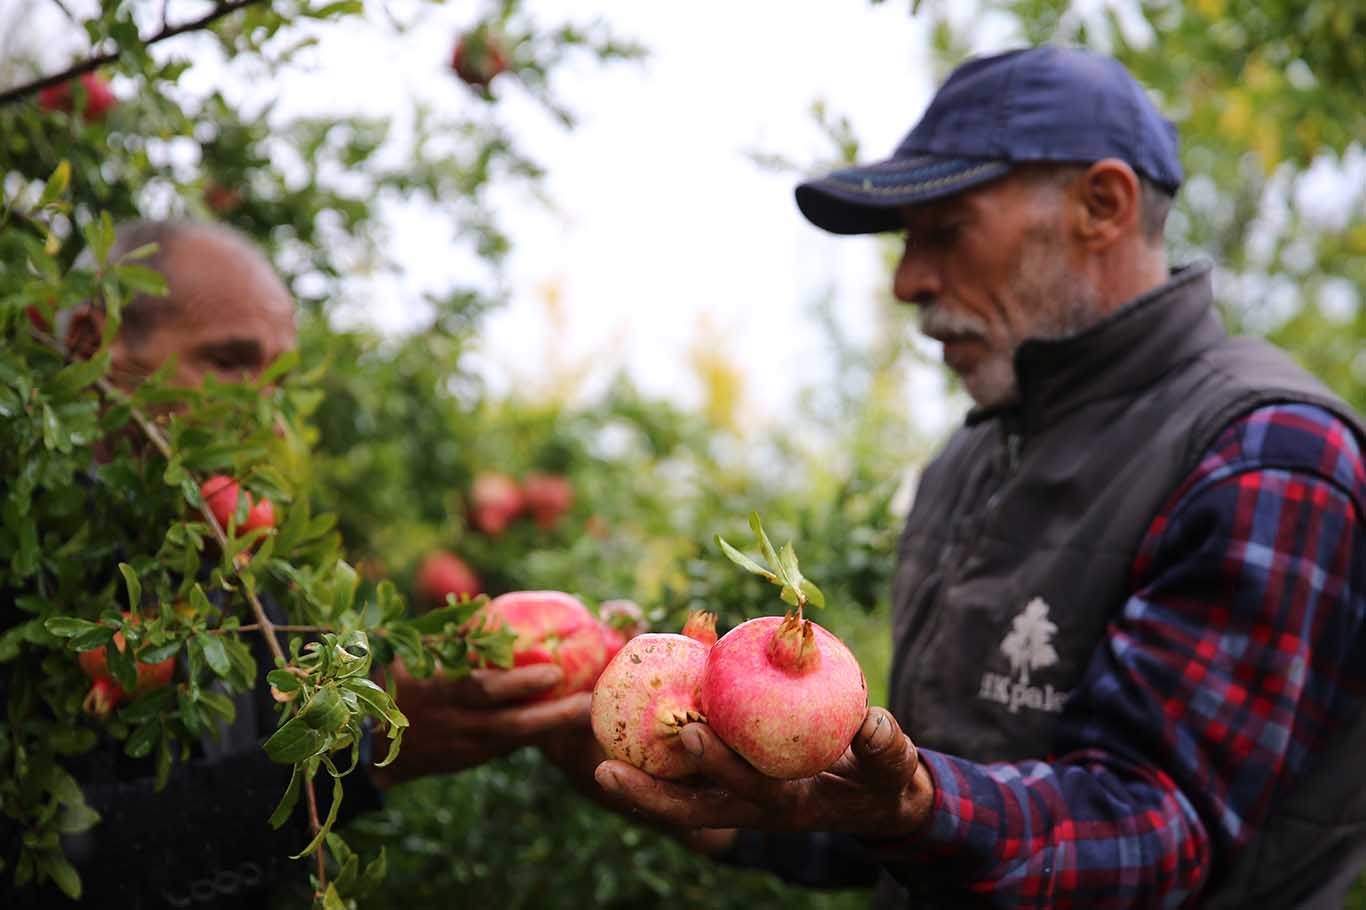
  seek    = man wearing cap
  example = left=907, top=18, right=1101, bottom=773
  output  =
left=590, top=47, right=1366, bottom=908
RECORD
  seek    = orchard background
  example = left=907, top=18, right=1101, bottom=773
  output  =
left=1, top=0, right=1363, bottom=908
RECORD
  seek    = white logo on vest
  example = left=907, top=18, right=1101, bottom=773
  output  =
left=978, top=597, right=1071, bottom=714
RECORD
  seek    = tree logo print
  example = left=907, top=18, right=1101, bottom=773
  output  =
left=1000, top=597, right=1059, bottom=686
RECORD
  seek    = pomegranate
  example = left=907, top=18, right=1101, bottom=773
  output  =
left=590, top=632, right=710, bottom=780
left=701, top=613, right=866, bottom=779
left=597, top=599, right=647, bottom=662
left=521, top=472, right=574, bottom=530
left=477, top=591, right=607, bottom=701
left=470, top=472, right=524, bottom=535
left=78, top=612, right=176, bottom=718
left=416, top=550, right=482, bottom=607
left=200, top=475, right=275, bottom=537
left=37, top=72, right=117, bottom=121
left=450, top=30, right=509, bottom=90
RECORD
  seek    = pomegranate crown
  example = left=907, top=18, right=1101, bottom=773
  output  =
left=715, top=512, right=826, bottom=620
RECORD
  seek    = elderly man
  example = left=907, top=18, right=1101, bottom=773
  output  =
left=590, top=47, right=1366, bottom=908
left=4, top=220, right=590, bottom=908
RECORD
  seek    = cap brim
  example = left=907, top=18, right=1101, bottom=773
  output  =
left=795, top=156, right=1012, bottom=235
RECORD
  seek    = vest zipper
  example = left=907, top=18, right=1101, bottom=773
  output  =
left=894, top=424, right=1025, bottom=724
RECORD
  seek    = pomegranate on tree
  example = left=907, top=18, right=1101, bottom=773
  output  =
left=469, top=471, right=524, bottom=535
left=450, top=28, right=509, bottom=90
left=521, top=472, right=574, bottom=530
left=416, top=549, right=482, bottom=607
left=704, top=514, right=868, bottom=779
left=475, top=591, right=607, bottom=701
left=37, top=72, right=118, bottom=121
left=78, top=612, right=176, bottom=718
left=590, top=614, right=718, bottom=780
left=200, top=475, right=275, bottom=536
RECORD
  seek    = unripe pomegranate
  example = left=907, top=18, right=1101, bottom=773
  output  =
left=591, top=632, right=710, bottom=780
left=478, top=591, right=607, bottom=701
left=470, top=472, right=524, bottom=535
left=701, top=613, right=866, bottom=779
left=416, top=550, right=482, bottom=607
left=200, top=475, right=275, bottom=536
left=78, top=612, right=176, bottom=718
left=521, top=472, right=574, bottom=530
left=38, top=72, right=117, bottom=121
left=450, top=30, right=509, bottom=89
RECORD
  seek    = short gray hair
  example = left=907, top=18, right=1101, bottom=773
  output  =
left=1027, top=163, right=1174, bottom=245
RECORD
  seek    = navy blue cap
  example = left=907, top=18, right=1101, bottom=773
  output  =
left=796, top=46, right=1183, bottom=235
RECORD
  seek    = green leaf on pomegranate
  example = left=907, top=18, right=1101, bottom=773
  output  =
left=800, top=579, right=826, bottom=610
left=749, top=512, right=782, bottom=573
left=67, top=625, right=117, bottom=652
left=715, top=535, right=776, bottom=581
left=38, top=850, right=81, bottom=900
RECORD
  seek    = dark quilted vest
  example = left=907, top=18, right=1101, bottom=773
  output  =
left=876, top=264, right=1366, bottom=908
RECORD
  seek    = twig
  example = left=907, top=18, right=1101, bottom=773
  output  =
left=0, top=0, right=266, bottom=107
left=304, top=771, right=326, bottom=893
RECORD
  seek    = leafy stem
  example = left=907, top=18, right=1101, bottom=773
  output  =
left=715, top=512, right=826, bottom=618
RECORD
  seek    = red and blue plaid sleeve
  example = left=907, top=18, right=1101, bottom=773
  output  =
left=893, top=403, right=1366, bottom=908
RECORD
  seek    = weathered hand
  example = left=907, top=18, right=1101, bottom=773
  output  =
left=369, top=659, right=591, bottom=788
left=592, top=707, right=933, bottom=840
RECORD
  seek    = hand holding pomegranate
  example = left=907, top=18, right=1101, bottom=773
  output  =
left=594, top=706, right=933, bottom=840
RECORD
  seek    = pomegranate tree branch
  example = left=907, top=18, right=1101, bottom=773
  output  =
left=0, top=0, right=266, bottom=107
left=304, top=774, right=326, bottom=892
left=77, top=364, right=290, bottom=667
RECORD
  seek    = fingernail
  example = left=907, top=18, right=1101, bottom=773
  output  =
left=680, top=726, right=704, bottom=757
left=596, top=766, right=621, bottom=792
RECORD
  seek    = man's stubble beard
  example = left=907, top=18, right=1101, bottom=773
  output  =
left=932, top=222, right=1104, bottom=410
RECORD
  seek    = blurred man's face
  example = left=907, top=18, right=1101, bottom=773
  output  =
left=108, top=230, right=296, bottom=391
left=892, top=170, right=1102, bottom=408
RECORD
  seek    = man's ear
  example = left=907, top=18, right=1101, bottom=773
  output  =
left=1074, top=159, right=1143, bottom=248
left=65, top=304, right=106, bottom=360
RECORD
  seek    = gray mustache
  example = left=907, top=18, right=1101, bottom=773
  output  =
left=919, top=305, right=987, bottom=338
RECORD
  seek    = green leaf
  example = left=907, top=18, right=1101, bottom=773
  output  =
left=301, top=684, right=348, bottom=732
left=38, top=161, right=71, bottom=207
left=40, top=851, right=81, bottom=899
left=125, top=721, right=160, bottom=759
left=68, top=626, right=117, bottom=652
left=196, top=633, right=231, bottom=676
left=118, top=563, right=142, bottom=611
left=776, top=541, right=802, bottom=591
left=263, top=715, right=328, bottom=764
left=267, top=669, right=303, bottom=693
left=749, top=512, right=781, bottom=573
left=329, top=560, right=360, bottom=618
left=404, top=598, right=483, bottom=634
left=46, top=352, right=110, bottom=397
left=43, top=617, right=104, bottom=639
left=341, top=677, right=408, bottom=731
left=290, top=771, right=342, bottom=859
left=268, top=764, right=302, bottom=829
left=360, top=846, right=388, bottom=892
left=321, top=883, right=347, bottom=910
left=800, top=579, right=826, bottom=609
left=714, top=535, right=776, bottom=581
left=112, top=264, right=167, bottom=296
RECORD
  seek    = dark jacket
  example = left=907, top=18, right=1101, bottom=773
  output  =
left=877, top=263, right=1366, bottom=908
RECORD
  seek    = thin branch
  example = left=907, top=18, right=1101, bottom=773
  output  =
left=305, top=772, right=327, bottom=893
left=0, top=0, right=266, bottom=107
